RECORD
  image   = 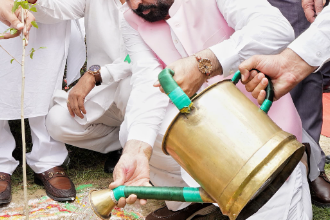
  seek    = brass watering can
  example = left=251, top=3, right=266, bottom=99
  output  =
left=89, top=69, right=304, bottom=220
left=160, top=69, right=305, bottom=220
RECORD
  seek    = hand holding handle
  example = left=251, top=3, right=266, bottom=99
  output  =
left=158, top=68, right=193, bottom=113
left=232, top=71, right=274, bottom=113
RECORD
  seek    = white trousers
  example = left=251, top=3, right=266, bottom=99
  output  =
left=0, top=116, right=68, bottom=175
left=150, top=133, right=313, bottom=220
left=46, top=77, right=131, bottom=154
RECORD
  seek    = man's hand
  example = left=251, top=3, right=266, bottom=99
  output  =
left=302, top=0, right=326, bottom=23
left=153, top=49, right=222, bottom=97
left=109, top=140, right=152, bottom=208
left=0, top=0, right=35, bottom=43
left=239, top=48, right=316, bottom=105
left=67, top=72, right=95, bottom=119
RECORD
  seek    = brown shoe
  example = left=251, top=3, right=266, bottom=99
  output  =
left=0, top=172, right=11, bottom=204
left=310, top=171, right=330, bottom=207
left=146, top=203, right=218, bottom=220
left=34, top=166, right=76, bottom=202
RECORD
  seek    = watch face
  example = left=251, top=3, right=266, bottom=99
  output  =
left=198, top=59, right=212, bottom=74
left=89, top=65, right=101, bottom=72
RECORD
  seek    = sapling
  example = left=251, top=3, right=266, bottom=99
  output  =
left=0, top=1, right=44, bottom=218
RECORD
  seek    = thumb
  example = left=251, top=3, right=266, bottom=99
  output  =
left=153, top=80, right=160, bottom=87
left=239, top=56, right=260, bottom=82
left=109, top=166, right=126, bottom=190
left=6, top=12, right=24, bottom=30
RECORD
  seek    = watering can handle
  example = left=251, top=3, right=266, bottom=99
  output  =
left=158, top=68, right=194, bottom=113
left=231, top=70, right=274, bottom=113
left=158, top=68, right=274, bottom=114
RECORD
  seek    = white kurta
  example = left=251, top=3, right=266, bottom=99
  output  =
left=0, top=20, right=85, bottom=120
left=32, top=0, right=131, bottom=125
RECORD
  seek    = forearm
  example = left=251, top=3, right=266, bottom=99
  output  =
left=195, top=49, right=223, bottom=78
left=281, top=48, right=317, bottom=84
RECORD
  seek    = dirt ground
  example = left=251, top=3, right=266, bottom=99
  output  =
left=1, top=135, right=330, bottom=219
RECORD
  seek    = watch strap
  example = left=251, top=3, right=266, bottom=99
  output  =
left=88, top=69, right=102, bottom=86
left=94, top=73, right=102, bottom=86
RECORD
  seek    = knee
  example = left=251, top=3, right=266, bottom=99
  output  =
left=46, top=105, right=71, bottom=142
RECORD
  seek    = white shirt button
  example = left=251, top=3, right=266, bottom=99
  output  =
left=174, top=39, right=178, bottom=44
left=317, top=51, right=322, bottom=57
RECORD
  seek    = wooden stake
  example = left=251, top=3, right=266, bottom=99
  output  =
left=20, top=6, right=29, bottom=220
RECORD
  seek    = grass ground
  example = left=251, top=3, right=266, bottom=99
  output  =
left=7, top=120, right=330, bottom=219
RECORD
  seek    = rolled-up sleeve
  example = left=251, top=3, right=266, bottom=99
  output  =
left=120, top=16, right=169, bottom=147
left=33, top=0, right=85, bottom=24
left=210, top=0, right=295, bottom=76
left=289, top=5, right=330, bottom=70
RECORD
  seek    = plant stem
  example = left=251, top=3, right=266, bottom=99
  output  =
left=20, top=7, right=29, bottom=220
left=0, top=44, right=22, bottom=65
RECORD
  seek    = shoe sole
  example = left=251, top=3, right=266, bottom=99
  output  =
left=0, top=195, right=11, bottom=204
left=312, top=199, right=330, bottom=208
left=186, top=205, right=218, bottom=220
left=34, top=177, right=75, bottom=202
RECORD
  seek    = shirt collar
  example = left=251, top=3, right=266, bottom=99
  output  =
left=169, top=0, right=183, bottom=17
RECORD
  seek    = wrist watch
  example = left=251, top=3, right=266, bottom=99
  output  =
left=193, top=55, right=213, bottom=78
left=88, top=65, right=102, bottom=86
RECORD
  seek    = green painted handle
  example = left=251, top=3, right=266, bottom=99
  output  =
left=158, top=69, right=193, bottom=113
left=113, top=186, right=204, bottom=203
left=232, top=71, right=274, bottom=113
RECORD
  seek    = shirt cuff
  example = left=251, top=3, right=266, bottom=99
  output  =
left=100, top=66, right=113, bottom=85
left=288, top=25, right=330, bottom=70
left=209, top=40, right=241, bottom=77
left=127, top=125, right=158, bottom=148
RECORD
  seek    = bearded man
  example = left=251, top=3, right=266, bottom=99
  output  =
left=109, top=0, right=313, bottom=219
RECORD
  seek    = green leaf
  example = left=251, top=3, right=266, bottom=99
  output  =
left=2, top=28, right=11, bottom=34
left=9, top=28, right=18, bottom=35
left=39, top=47, right=46, bottom=49
left=0, top=35, right=4, bottom=39
left=12, top=1, right=21, bottom=13
left=31, top=21, right=38, bottom=29
left=29, top=48, right=35, bottom=59
left=10, top=59, right=14, bottom=64
left=29, top=6, right=37, bottom=12
left=21, top=1, right=29, bottom=9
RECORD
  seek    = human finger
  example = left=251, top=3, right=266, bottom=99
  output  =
left=126, top=194, right=138, bottom=204
left=77, top=96, right=86, bottom=115
left=24, top=12, right=35, bottom=44
left=153, top=80, right=160, bottom=87
left=7, top=12, right=24, bottom=32
left=243, top=69, right=259, bottom=85
left=257, top=90, right=267, bottom=105
left=302, top=2, right=316, bottom=22
left=251, top=78, right=269, bottom=100
left=1, top=30, right=21, bottom=39
left=159, top=86, right=164, bottom=94
left=71, top=97, right=84, bottom=119
left=315, top=0, right=324, bottom=15
left=67, top=100, right=75, bottom=117
left=245, top=73, right=266, bottom=92
left=239, top=56, right=261, bottom=82
left=117, top=197, right=127, bottom=208
left=109, top=165, right=126, bottom=190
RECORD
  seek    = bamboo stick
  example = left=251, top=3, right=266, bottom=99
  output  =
left=20, top=6, right=29, bottom=220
